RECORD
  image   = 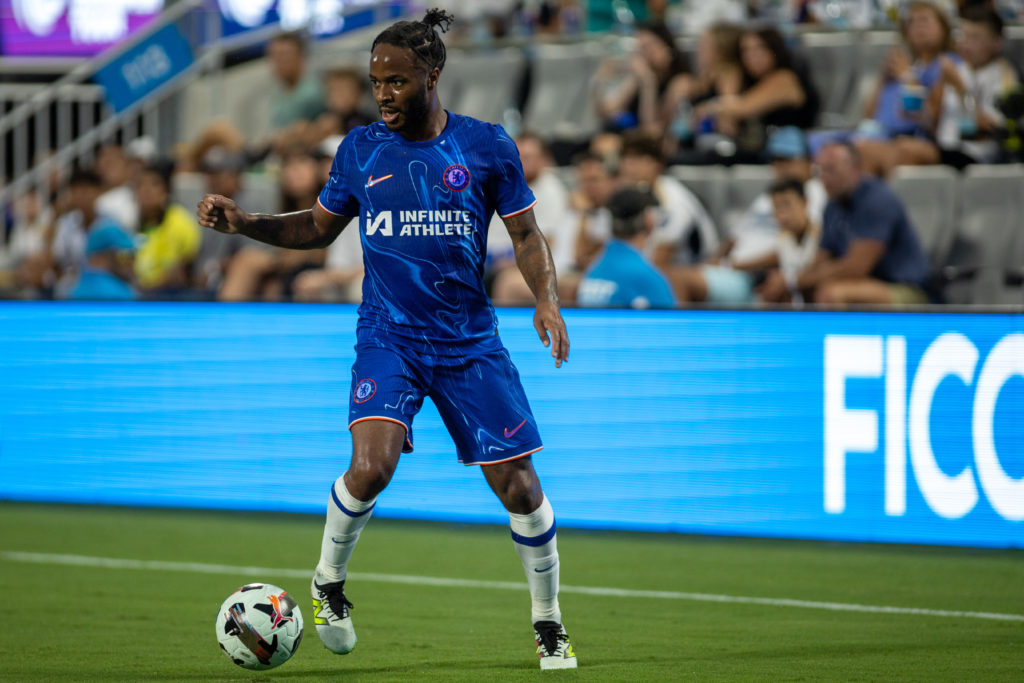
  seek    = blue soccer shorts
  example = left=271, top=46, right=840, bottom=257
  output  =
left=347, top=340, right=543, bottom=465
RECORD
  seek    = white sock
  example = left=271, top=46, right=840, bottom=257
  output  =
left=509, top=495, right=561, bottom=624
left=316, top=476, right=376, bottom=583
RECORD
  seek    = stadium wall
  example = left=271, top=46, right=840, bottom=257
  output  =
left=0, top=303, right=1021, bottom=548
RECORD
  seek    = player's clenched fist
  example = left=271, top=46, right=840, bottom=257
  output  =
left=197, top=194, right=247, bottom=234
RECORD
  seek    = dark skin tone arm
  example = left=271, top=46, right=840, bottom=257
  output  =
left=504, top=208, right=569, bottom=368
left=195, top=196, right=352, bottom=250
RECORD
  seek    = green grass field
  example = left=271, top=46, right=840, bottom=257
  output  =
left=0, top=502, right=1021, bottom=681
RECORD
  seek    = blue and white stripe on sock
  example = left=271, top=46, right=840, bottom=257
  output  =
left=317, top=477, right=376, bottom=582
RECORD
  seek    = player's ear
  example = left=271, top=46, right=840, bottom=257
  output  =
left=426, top=67, right=440, bottom=91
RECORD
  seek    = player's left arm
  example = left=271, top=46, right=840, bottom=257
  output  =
left=504, top=209, right=569, bottom=368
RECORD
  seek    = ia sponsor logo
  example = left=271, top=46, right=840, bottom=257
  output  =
left=364, top=210, right=474, bottom=238
left=824, top=333, right=1023, bottom=522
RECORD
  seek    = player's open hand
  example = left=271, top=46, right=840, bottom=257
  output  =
left=534, top=300, right=569, bottom=368
left=197, top=194, right=248, bottom=234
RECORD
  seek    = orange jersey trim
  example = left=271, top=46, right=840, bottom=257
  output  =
left=316, top=197, right=346, bottom=217
left=499, top=199, right=538, bottom=220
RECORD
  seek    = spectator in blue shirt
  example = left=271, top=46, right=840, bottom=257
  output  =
left=577, top=187, right=677, bottom=309
left=69, top=224, right=137, bottom=301
left=761, top=141, right=929, bottom=306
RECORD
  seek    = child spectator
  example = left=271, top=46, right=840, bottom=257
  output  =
left=134, top=162, right=201, bottom=294
left=69, top=224, right=137, bottom=301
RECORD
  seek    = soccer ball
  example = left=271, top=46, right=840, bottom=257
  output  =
left=215, top=583, right=304, bottom=670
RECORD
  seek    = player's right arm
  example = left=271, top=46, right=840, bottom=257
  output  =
left=196, top=195, right=352, bottom=249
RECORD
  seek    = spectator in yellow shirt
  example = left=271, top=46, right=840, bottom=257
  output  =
left=134, top=162, right=201, bottom=294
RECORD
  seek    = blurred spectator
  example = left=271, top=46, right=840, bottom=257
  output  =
left=291, top=138, right=364, bottom=303
left=0, top=189, right=51, bottom=293
left=292, top=222, right=364, bottom=303
left=219, top=148, right=327, bottom=301
left=488, top=133, right=573, bottom=306
left=756, top=177, right=822, bottom=304
left=69, top=223, right=137, bottom=301
left=267, top=32, right=325, bottom=131
left=570, top=151, right=620, bottom=272
left=618, top=131, right=718, bottom=267
left=192, top=147, right=250, bottom=296
left=663, top=23, right=743, bottom=155
left=274, top=67, right=375, bottom=154
left=934, top=6, right=1019, bottom=166
left=769, top=141, right=930, bottom=306
left=95, top=143, right=139, bottom=232
left=592, top=21, right=691, bottom=135
left=49, top=168, right=123, bottom=298
left=667, top=127, right=826, bottom=303
left=134, top=162, right=201, bottom=294
left=691, top=26, right=819, bottom=163
left=577, top=186, right=676, bottom=309
left=856, top=1, right=959, bottom=175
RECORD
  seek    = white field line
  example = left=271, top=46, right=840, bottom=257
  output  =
left=3, top=550, right=1023, bottom=623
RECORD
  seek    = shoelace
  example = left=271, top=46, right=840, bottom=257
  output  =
left=317, top=582, right=354, bottom=615
left=535, top=623, right=566, bottom=655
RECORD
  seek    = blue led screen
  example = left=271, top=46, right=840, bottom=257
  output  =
left=0, top=303, right=1021, bottom=548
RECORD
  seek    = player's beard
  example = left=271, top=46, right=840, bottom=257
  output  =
left=398, top=89, right=431, bottom=133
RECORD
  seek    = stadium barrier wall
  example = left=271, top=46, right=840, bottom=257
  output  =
left=0, top=303, right=1021, bottom=548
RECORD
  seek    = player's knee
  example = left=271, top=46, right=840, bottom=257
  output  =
left=345, top=459, right=394, bottom=500
left=495, top=473, right=542, bottom=515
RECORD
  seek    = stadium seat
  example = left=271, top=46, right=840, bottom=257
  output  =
left=946, top=165, right=1024, bottom=305
left=442, top=48, right=526, bottom=125
left=522, top=42, right=605, bottom=140
left=668, top=165, right=728, bottom=236
left=888, top=165, right=959, bottom=268
left=799, top=32, right=859, bottom=129
left=722, top=165, right=774, bottom=235
left=845, top=31, right=902, bottom=126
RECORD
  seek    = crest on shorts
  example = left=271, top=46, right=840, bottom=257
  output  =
left=443, top=164, right=471, bottom=191
left=353, top=379, right=376, bottom=403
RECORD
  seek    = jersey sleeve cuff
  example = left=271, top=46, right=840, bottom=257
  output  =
left=499, top=199, right=537, bottom=220
left=316, top=196, right=346, bottom=216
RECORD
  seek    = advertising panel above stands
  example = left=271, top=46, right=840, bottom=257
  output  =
left=0, top=304, right=1020, bottom=548
left=0, top=0, right=164, bottom=57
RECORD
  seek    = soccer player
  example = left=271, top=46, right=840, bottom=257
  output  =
left=196, top=9, right=577, bottom=671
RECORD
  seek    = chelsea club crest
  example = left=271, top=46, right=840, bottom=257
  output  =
left=443, top=164, right=471, bottom=191
left=353, top=379, right=376, bottom=403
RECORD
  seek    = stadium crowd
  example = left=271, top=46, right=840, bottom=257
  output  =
left=1, top=0, right=1021, bottom=307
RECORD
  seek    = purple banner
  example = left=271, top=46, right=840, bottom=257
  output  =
left=0, top=1, right=163, bottom=57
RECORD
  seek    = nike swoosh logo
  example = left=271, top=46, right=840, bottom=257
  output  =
left=330, top=537, right=347, bottom=544
left=503, top=419, right=527, bottom=439
left=365, top=174, right=393, bottom=188
left=534, top=563, right=556, bottom=573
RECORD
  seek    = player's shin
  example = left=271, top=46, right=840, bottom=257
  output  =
left=509, top=495, right=561, bottom=624
left=317, top=476, right=377, bottom=581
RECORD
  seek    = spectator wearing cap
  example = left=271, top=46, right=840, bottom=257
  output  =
left=577, top=187, right=677, bottom=309
left=667, top=127, right=826, bottom=304
left=779, top=141, right=930, bottom=306
left=48, top=168, right=125, bottom=298
left=618, top=131, right=718, bottom=268
left=69, top=224, right=137, bottom=301
left=134, top=161, right=201, bottom=294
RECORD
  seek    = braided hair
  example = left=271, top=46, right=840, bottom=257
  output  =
left=372, top=8, right=453, bottom=73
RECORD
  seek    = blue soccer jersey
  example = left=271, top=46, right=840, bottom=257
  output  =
left=317, top=112, right=536, bottom=351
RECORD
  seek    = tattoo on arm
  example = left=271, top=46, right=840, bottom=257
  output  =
left=240, top=209, right=349, bottom=250
left=505, top=211, right=559, bottom=304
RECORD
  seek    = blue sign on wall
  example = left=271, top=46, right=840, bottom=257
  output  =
left=0, top=304, right=1020, bottom=548
left=94, top=23, right=193, bottom=113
